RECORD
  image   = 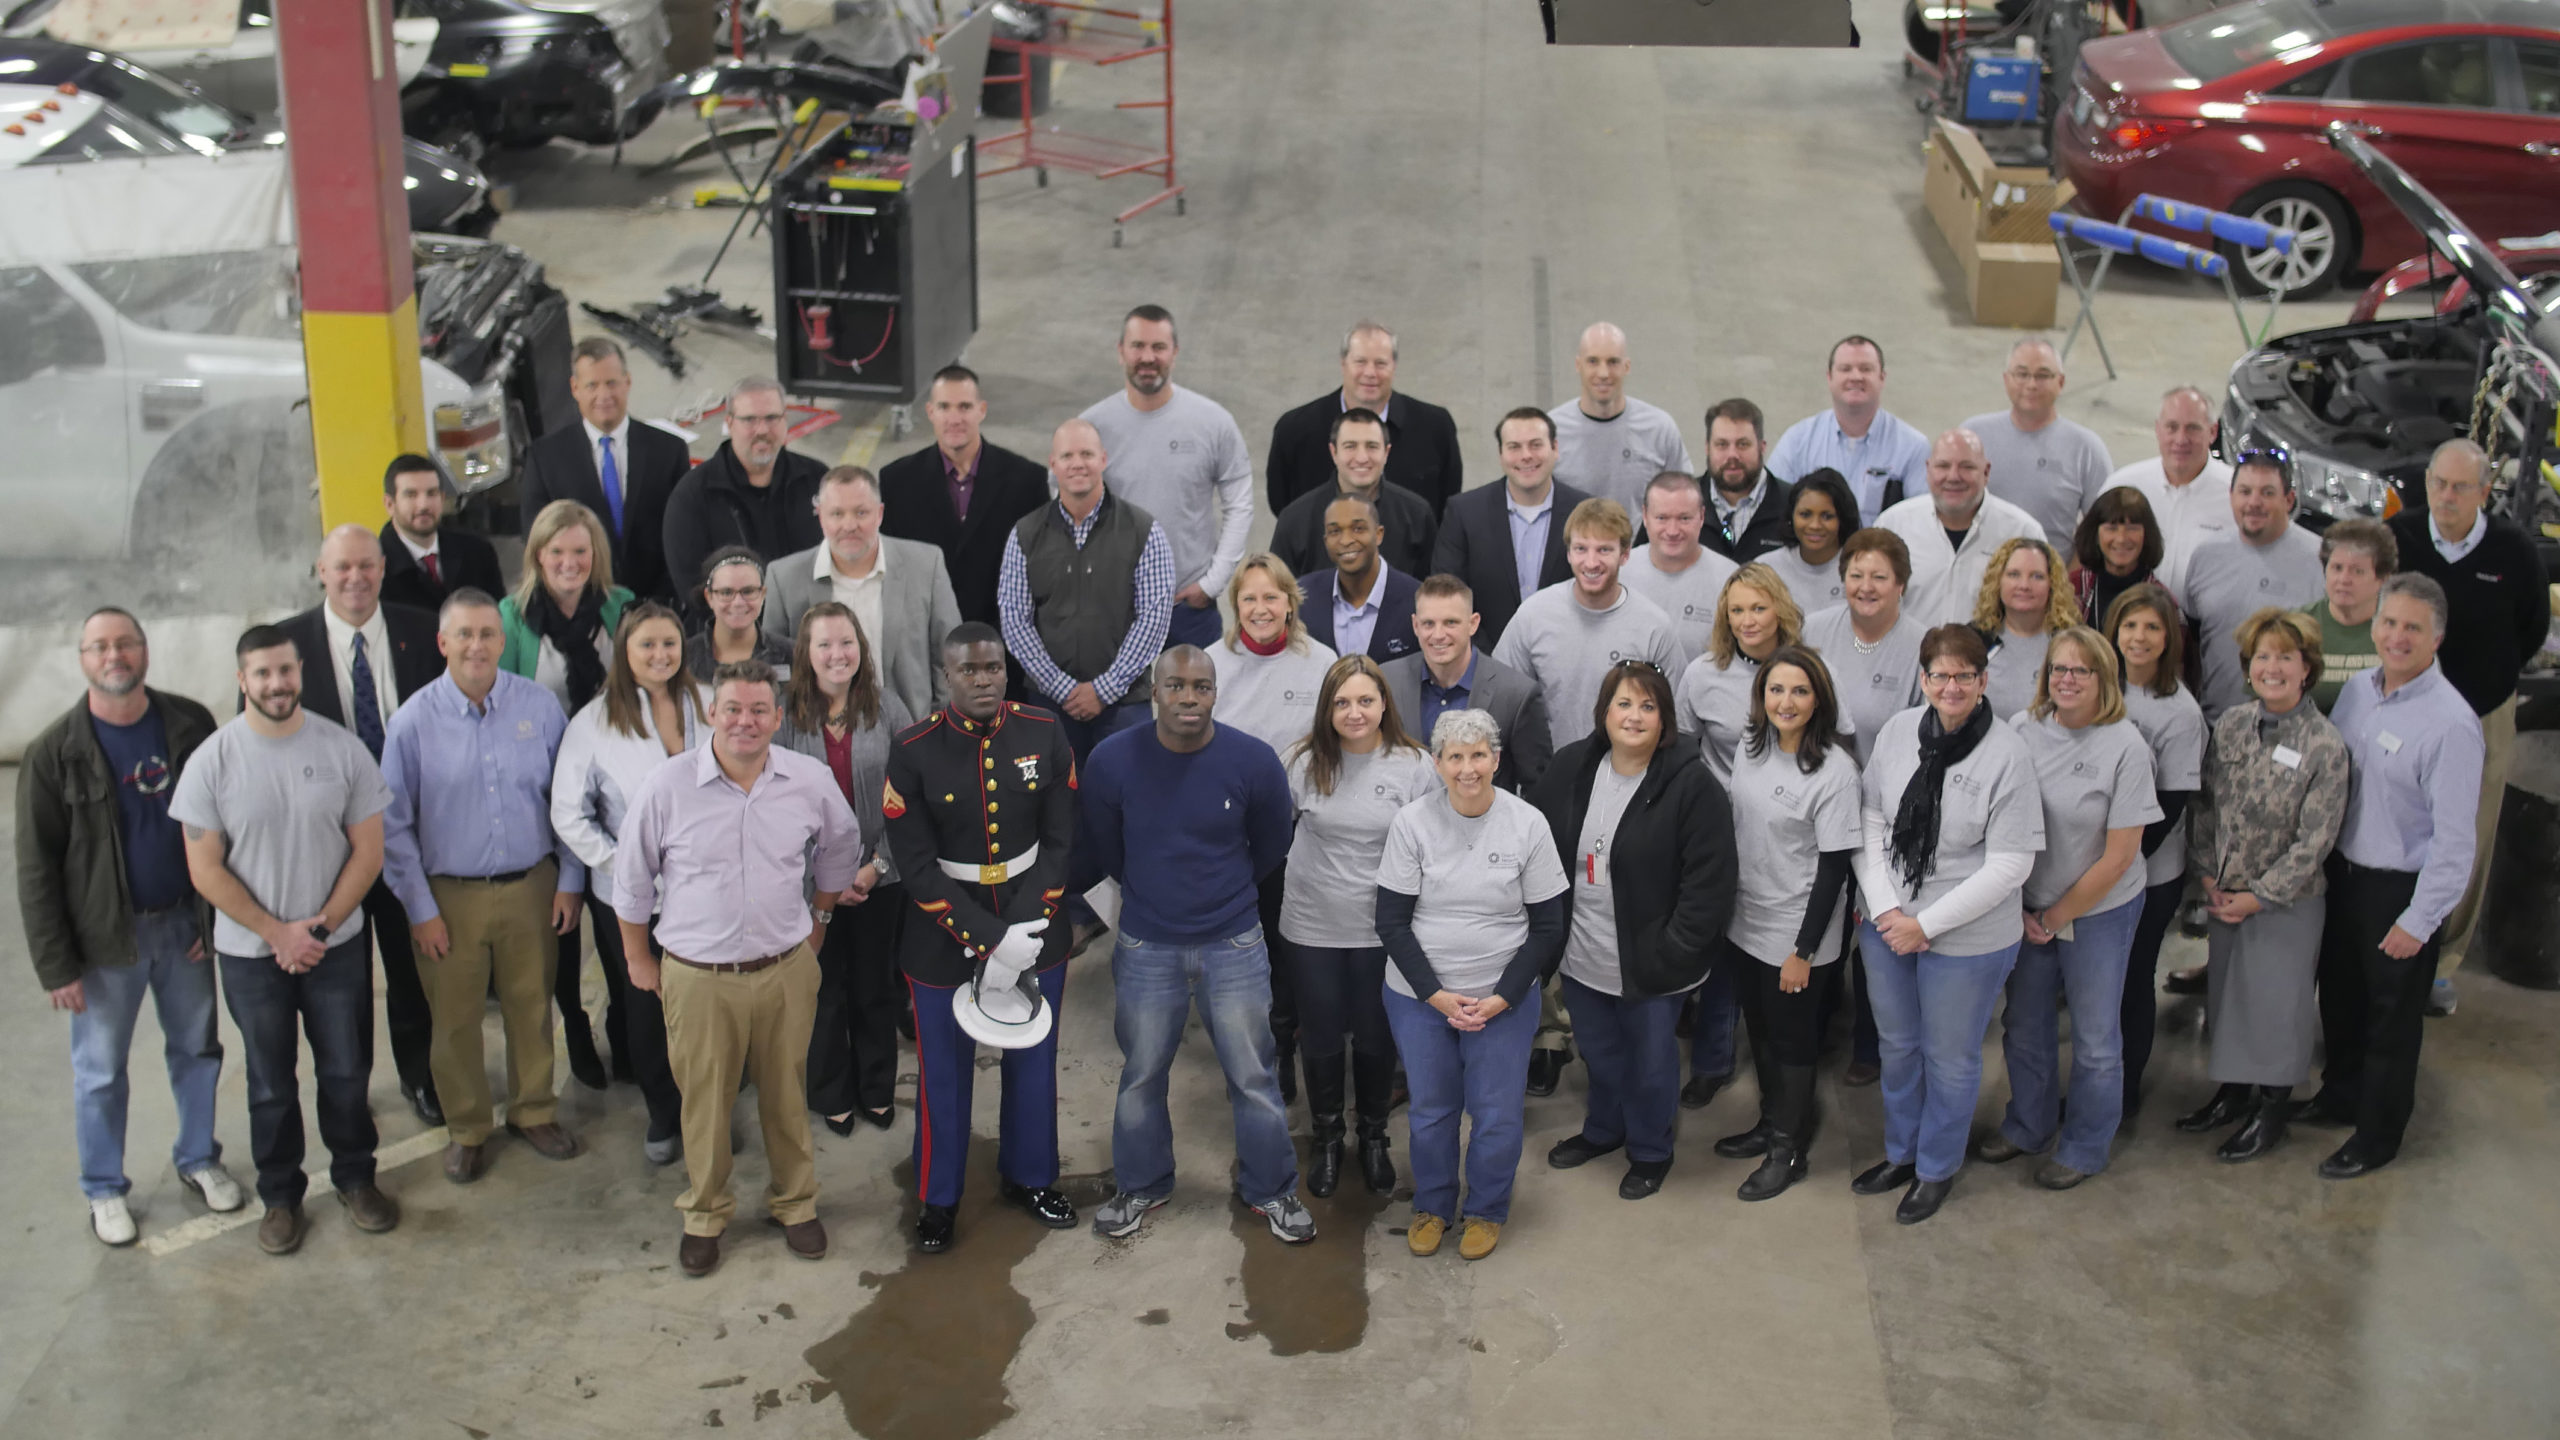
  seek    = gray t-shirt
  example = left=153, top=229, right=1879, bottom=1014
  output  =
left=2182, top=527, right=2324, bottom=720
left=2119, top=681, right=2206, bottom=888
left=1559, top=763, right=1648, bottom=995
left=1209, top=638, right=1338, bottom=755
left=1377, top=789, right=1569, bottom=997
left=1282, top=745, right=1441, bottom=949
left=167, top=715, right=391, bottom=958
left=1080, top=383, right=1254, bottom=594
left=1860, top=710, right=2047, bottom=956
left=1548, top=397, right=1693, bottom=518
left=1762, top=547, right=1846, bottom=618
left=1985, top=629, right=2050, bottom=724
left=1491, top=584, right=1685, bottom=747
left=1962, top=410, right=2114, bottom=549
left=1802, top=606, right=1924, bottom=767
left=1728, top=741, right=1864, bottom=966
left=2016, top=713, right=2162, bottom=915
left=1675, top=652, right=1762, bottom=787
left=1621, top=544, right=1734, bottom=663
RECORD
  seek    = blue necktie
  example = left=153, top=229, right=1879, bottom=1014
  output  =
left=598, top=435, right=625, bottom=534
left=349, top=633, right=386, bottom=760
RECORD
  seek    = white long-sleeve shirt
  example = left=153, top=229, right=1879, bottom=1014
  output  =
left=550, top=688, right=705, bottom=906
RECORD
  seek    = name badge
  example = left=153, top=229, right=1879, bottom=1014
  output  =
left=2271, top=745, right=2302, bottom=770
left=2378, top=732, right=2403, bottom=754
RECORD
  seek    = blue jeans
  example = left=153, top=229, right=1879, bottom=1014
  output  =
left=1859, top=923, right=2020, bottom=1184
left=220, top=937, right=380, bottom=1206
left=1687, top=961, right=1737, bottom=1080
left=70, top=908, right=222, bottom=1199
left=1165, top=600, right=1223, bottom=651
left=1385, top=981, right=1539, bottom=1223
left=1999, top=895, right=2143, bottom=1174
left=1563, top=974, right=1685, bottom=1165
left=1109, top=926, right=1299, bottom=1206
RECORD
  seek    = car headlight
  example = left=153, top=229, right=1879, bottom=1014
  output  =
left=434, top=383, right=512, bottom=492
left=2294, top=453, right=2394, bottom=521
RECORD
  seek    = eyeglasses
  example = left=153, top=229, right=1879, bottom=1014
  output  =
left=2004, top=369, right=2063, bottom=384
left=2047, top=663, right=2098, bottom=681
left=79, top=639, right=144, bottom=656
left=708, top=585, right=765, bottom=602
left=730, top=412, right=791, bottom=427
left=1922, top=670, right=1982, bottom=687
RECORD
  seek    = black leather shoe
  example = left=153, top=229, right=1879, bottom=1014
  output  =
left=1851, top=1159, right=1915, bottom=1195
left=2216, top=1113, right=2287, bottom=1163
left=2288, top=1091, right=2356, bottom=1128
left=2175, top=1085, right=2254, bottom=1134
left=917, top=1204, right=957, bottom=1253
left=1680, top=1074, right=1727, bottom=1111
left=2319, top=1140, right=2391, bottom=1180
left=1713, top=1120, right=1773, bottom=1159
left=1737, top=1140, right=1806, bottom=1202
left=1895, top=1177, right=1953, bottom=1225
left=402, top=1082, right=444, bottom=1128
left=1357, top=1126, right=1395, bottom=1194
left=1618, top=1161, right=1669, bottom=1200
left=859, top=1106, right=896, bottom=1131
left=1525, top=1050, right=1569, bottom=1098
left=823, top=1113, right=858, bottom=1139
left=1546, top=1133, right=1621, bottom=1169
left=998, top=1182, right=1077, bottom=1228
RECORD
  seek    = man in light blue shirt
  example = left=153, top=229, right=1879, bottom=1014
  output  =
left=381, top=589, right=586, bottom=1181
left=1767, top=335, right=1932, bottom=527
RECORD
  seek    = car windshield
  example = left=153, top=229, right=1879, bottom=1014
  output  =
left=78, top=56, right=245, bottom=146
left=70, top=250, right=299, bottom=340
left=2159, top=0, right=2335, bottom=82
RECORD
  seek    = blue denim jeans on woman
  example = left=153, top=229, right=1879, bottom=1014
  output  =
left=1859, top=922, right=2021, bottom=1184
left=1564, top=975, right=1686, bottom=1165
left=1997, top=894, right=2143, bottom=1175
left=70, top=907, right=223, bottom=1199
left=1385, top=981, right=1539, bottom=1223
left=1109, top=926, right=1299, bottom=1207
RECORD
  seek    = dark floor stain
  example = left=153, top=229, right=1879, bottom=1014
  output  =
left=802, top=1141, right=1111, bottom=1440
left=1136, top=1308, right=1170, bottom=1326
left=1222, top=1136, right=1393, bottom=1356
left=1468, top=1338, right=1488, bottom=1353
left=453, top=1426, right=490, bottom=1439
left=801, top=1380, right=834, bottom=1405
left=774, top=1303, right=796, bottom=1320
left=705, top=1411, right=723, bottom=1428
left=713, top=1322, right=728, bottom=1341
left=701, top=1375, right=747, bottom=1389
left=407, top=1208, right=458, bottom=1234
left=752, top=1389, right=783, bottom=1421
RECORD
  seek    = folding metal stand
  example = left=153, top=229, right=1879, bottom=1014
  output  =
left=2050, top=194, right=2296, bottom=379
left=977, top=0, right=1183, bottom=246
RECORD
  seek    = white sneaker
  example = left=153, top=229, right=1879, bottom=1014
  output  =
left=89, top=1196, right=138, bottom=1247
left=180, top=1163, right=246, bottom=1214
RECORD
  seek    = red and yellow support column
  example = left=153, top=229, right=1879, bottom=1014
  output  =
left=278, top=0, right=422, bottom=534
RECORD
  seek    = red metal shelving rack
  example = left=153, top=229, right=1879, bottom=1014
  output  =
left=978, top=0, right=1184, bottom=246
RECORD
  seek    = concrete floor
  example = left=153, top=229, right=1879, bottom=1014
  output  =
left=8, top=0, right=2560, bottom=1435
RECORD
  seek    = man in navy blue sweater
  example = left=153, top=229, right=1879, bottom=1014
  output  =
left=1077, top=646, right=1313, bottom=1244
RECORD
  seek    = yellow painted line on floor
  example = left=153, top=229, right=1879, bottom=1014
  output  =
left=837, top=411, right=888, bottom=469
left=140, top=1125, right=449, bottom=1256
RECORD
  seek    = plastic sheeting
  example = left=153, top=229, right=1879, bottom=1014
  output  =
left=0, top=148, right=293, bottom=264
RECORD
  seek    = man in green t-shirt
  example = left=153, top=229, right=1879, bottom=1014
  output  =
left=2302, top=518, right=2396, bottom=713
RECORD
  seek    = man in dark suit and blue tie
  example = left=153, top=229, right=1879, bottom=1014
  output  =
left=518, top=337, right=694, bottom=602
left=1298, top=494, right=1419, bottom=664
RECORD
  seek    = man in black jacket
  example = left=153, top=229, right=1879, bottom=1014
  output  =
left=877, top=365, right=1051, bottom=628
left=1429, top=408, right=1592, bottom=648
left=518, top=337, right=696, bottom=603
left=271, top=526, right=447, bottom=1123
left=662, top=376, right=828, bottom=622
left=1265, top=321, right=1464, bottom=518
left=1701, top=398, right=1793, bottom=564
left=2384, top=438, right=2550, bottom=1013
left=1267, top=408, right=1438, bottom=581
left=378, top=455, right=505, bottom=614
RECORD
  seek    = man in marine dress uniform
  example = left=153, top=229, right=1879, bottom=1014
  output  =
left=882, top=621, right=1081, bottom=1254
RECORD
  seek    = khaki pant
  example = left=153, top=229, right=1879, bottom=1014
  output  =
left=424, top=862, right=559, bottom=1147
left=660, top=944, right=821, bottom=1236
left=2438, top=693, right=2516, bottom=978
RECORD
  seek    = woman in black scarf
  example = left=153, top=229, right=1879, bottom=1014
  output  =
left=499, top=499, right=633, bottom=1089
left=1847, top=625, right=2046, bottom=1225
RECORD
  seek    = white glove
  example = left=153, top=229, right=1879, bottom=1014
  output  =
left=983, top=917, right=1050, bottom=991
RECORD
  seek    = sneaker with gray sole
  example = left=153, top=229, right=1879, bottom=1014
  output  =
left=1090, top=1190, right=1168, bottom=1238
left=180, top=1162, right=245, bottom=1213
left=1249, top=1193, right=1318, bottom=1244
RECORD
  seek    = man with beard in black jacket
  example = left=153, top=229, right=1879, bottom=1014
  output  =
left=662, top=376, right=829, bottom=623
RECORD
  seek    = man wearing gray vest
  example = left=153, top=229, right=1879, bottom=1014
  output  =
left=997, top=417, right=1177, bottom=764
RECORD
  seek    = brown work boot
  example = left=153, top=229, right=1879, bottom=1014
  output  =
left=442, top=1142, right=488, bottom=1184
left=506, top=1121, right=583, bottom=1160
left=679, top=1231, right=722, bottom=1278
left=780, top=1217, right=828, bottom=1261
left=257, top=1204, right=306, bottom=1256
left=337, top=1185, right=402, bottom=1234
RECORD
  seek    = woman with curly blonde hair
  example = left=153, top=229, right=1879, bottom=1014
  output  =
left=1971, top=536, right=2080, bottom=720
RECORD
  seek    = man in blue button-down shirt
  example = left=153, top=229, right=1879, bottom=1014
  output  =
left=382, top=589, right=586, bottom=1183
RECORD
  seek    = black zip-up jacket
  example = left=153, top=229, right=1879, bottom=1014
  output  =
left=18, top=688, right=217, bottom=991
left=1525, top=734, right=1736, bottom=997
left=660, top=440, right=830, bottom=614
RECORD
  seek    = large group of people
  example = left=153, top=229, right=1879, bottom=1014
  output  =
left=22, top=311, right=2542, bottom=1269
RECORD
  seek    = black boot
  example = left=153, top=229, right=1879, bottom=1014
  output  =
left=1713, top=1121, right=1774, bottom=1159
left=1304, top=1052, right=1346, bottom=1199
left=2174, top=1082, right=2253, bottom=1133
left=1352, top=1052, right=1398, bottom=1193
left=2217, top=1086, right=2291, bottom=1163
left=1737, top=1133, right=1806, bottom=1201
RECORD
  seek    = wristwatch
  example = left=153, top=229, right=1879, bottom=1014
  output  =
left=812, top=908, right=835, bottom=926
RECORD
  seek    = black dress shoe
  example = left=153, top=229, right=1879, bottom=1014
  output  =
left=1679, top=1074, right=1727, bottom=1111
left=2174, top=1085, right=2254, bottom=1134
left=402, top=1082, right=444, bottom=1128
left=1895, top=1177, right=1953, bottom=1224
left=1713, top=1120, right=1773, bottom=1159
left=2216, top=1112, right=2286, bottom=1163
left=998, top=1182, right=1078, bottom=1228
left=1737, top=1140, right=1806, bottom=1202
left=1851, top=1159, right=1916, bottom=1195
left=1619, top=1161, right=1669, bottom=1200
left=1525, top=1050, right=1568, bottom=1098
left=823, top=1113, right=858, bottom=1139
left=2288, top=1091, right=2356, bottom=1128
left=917, top=1204, right=957, bottom=1253
left=1547, top=1133, right=1621, bottom=1169
left=2319, top=1141, right=2392, bottom=1180
left=860, top=1106, right=896, bottom=1131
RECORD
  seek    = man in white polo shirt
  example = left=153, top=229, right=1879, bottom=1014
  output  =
left=1875, top=428, right=2044, bottom=628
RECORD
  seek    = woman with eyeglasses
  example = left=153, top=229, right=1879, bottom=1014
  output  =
left=775, top=602, right=914, bottom=1138
left=2105, top=585, right=2207, bottom=1121
left=2179, top=608, right=2349, bottom=1161
left=1851, top=625, right=2044, bottom=1225
left=1530, top=660, right=1735, bottom=1201
left=1761, top=469, right=1859, bottom=618
left=1972, top=537, right=2080, bottom=722
left=686, top=545, right=793, bottom=683
left=1716, top=644, right=1860, bottom=1201
left=1282, top=654, right=1436, bottom=1197
left=2067, top=487, right=2167, bottom=634
left=1976, top=627, right=2160, bottom=1190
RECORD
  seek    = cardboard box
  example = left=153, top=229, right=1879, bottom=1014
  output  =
left=1923, top=117, right=2073, bottom=329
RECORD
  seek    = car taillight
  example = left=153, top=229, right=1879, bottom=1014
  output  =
left=2108, top=117, right=2201, bottom=151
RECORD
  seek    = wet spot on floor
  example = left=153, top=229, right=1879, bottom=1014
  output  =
left=452, top=1425, right=490, bottom=1439
left=700, top=1376, right=746, bottom=1389
left=704, top=1410, right=723, bottom=1428
left=1137, top=1308, right=1170, bottom=1326
left=774, top=1303, right=795, bottom=1320
left=1222, top=1136, right=1393, bottom=1356
left=802, top=1142, right=1111, bottom=1439
left=752, top=1389, right=783, bottom=1421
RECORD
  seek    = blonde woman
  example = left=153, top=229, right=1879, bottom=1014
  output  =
left=1971, top=536, right=2080, bottom=721
left=1675, top=561, right=1806, bottom=787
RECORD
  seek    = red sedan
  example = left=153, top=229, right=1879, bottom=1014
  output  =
left=2056, top=0, right=2560, bottom=295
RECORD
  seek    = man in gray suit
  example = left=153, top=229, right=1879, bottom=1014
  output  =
left=1381, top=572, right=1553, bottom=794
left=761, top=465, right=963, bottom=722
